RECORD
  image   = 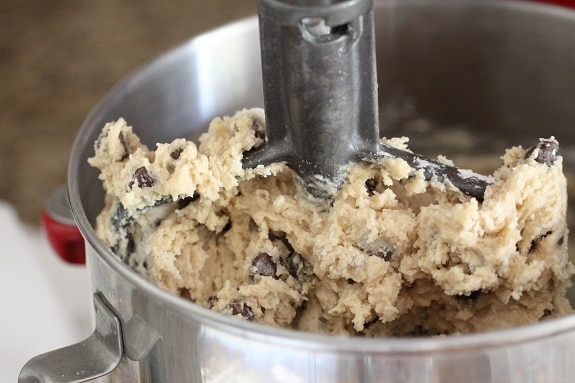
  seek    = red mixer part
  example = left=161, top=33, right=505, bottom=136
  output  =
left=537, top=0, right=575, bottom=7
left=42, top=186, right=85, bottom=264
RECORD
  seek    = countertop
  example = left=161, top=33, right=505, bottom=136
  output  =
left=1, top=201, right=91, bottom=382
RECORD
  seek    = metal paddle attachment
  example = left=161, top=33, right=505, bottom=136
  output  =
left=243, top=0, right=491, bottom=200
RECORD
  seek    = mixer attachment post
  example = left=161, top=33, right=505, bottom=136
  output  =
left=244, top=0, right=379, bottom=196
left=244, top=0, right=492, bottom=200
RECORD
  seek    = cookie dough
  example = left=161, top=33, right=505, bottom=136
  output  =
left=89, top=108, right=573, bottom=336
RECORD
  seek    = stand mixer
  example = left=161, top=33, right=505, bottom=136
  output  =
left=18, top=0, right=575, bottom=382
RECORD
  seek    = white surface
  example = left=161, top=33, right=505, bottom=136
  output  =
left=0, top=201, right=93, bottom=382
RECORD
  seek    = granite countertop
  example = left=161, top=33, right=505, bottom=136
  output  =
left=0, top=0, right=256, bottom=225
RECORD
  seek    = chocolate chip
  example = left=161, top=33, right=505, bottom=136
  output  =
left=284, top=252, right=313, bottom=279
left=365, top=178, right=378, bottom=196
left=119, top=131, right=130, bottom=161
left=373, top=248, right=394, bottom=261
left=558, top=235, right=565, bottom=246
left=268, top=233, right=314, bottom=280
left=251, top=252, right=277, bottom=278
left=525, top=138, right=559, bottom=166
left=129, top=167, right=155, bottom=189
left=228, top=302, right=254, bottom=321
left=170, top=148, right=184, bottom=160
left=543, top=309, right=553, bottom=317
left=207, top=296, right=217, bottom=308
left=252, top=118, right=266, bottom=140
left=222, top=221, right=232, bottom=233
left=360, top=241, right=395, bottom=261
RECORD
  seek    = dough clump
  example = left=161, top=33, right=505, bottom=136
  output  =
left=90, top=108, right=573, bottom=336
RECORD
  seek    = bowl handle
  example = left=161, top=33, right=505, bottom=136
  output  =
left=18, top=292, right=122, bottom=383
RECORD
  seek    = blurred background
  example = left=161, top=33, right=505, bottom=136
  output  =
left=0, top=0, right=257, bottom=225
left=1, top=2, right=257, bottom=380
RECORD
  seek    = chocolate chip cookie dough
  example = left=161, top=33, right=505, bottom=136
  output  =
left=89, top=108, right=573, bottom=336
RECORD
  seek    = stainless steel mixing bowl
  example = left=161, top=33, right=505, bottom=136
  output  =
left=20, top=0, right=575, bottom=382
